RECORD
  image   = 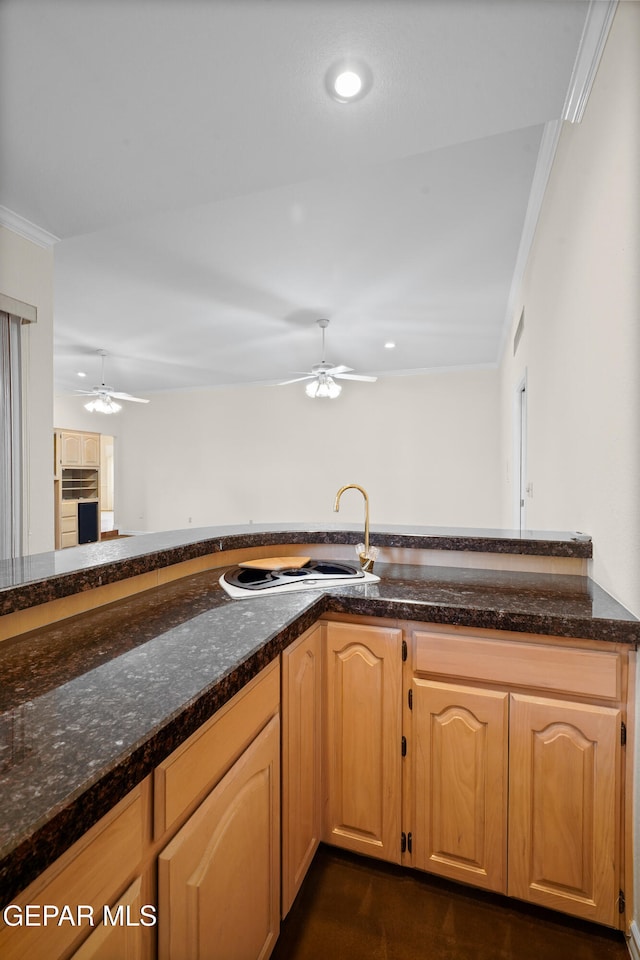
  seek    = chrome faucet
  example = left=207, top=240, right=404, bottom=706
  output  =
left=333, top=484, right=372, bottom=569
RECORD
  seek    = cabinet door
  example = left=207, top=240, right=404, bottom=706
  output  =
left=412, top=680, right=508, bottom=892
left=81, top=434, right=100, bottom=466
left=508, top=694, right=621, bottom=925
left=282, top=624, right=322, bottom=916
left=71, top=877, right=151, bottom=960
left=0, top=784, right=146, bottom=960
left=61, top=431, right=82, bottom=465
left=158, top=715, right=280, bottom=960
left=324, top=622, right=402, bottom=863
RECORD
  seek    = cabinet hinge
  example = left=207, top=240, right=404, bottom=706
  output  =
left=401, top=735, right=407, bottom=757
left=621, top=721, right=626, bottom=746
left=402, top=639, right=407, bottom=662
left=400, top=832, right=413, bottom=854
left=408, top=689, right=413, bottom=710
left=618, top=889, right=626, bottom=914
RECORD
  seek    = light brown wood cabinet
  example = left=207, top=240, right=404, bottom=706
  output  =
left=158, top=715, right=280, bottom=960
left=412, top=679, right=508, bottom=893
left=408, top=626, right=628, bottom=927
left=155, top=661, right=280, bottom=960
left=1, top=616, right=631, bottom=960
left=54, top=430, right=101, bottom=548
left=323, top=621, right=403, bottom=864
left=59, top=498, right=81, bottom=549
left=71, top=877, right=150, bottom=960
left=0, top=661, right=281, bottom=960
left=281, top=623, right=323, bottom=916
left=57, top=430, right=100, bottom=468
left=0, top=781, right=152, bottom=960
left=508, top=693, right=621, bottom=925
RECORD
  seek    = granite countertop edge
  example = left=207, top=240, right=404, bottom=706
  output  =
left=0, top=594, right=328, bottom=907
left=0, top=524, right=593, bottom=616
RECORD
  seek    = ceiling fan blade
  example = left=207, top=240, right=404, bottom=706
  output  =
left=108, top=391, right=150, bottom=403
left=278, top=375, right=314, bottom=385
left=322, top=364, right=353, bottom=376
left=333, top=373, right=378, bottom=382
left=74, top=389, right=100, bottom=396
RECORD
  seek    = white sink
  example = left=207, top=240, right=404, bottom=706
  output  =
left=219, top=558, right=379, bottom=599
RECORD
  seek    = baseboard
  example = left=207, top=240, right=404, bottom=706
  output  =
left=628, top=920, right=640, bottom=960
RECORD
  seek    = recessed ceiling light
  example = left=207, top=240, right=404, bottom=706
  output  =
left=335, top=71, right=362, bottom=100
left=77, top=371, right=87, bottom=377
left=326, top=60, right=372, bottom=104
left=384, top=342, right=396, bottom=350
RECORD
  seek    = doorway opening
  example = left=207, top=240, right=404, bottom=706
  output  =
left=100, top=434, right=115, bottom=534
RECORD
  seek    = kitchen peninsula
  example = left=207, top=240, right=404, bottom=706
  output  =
left=0, top=524, right=637, bottom=959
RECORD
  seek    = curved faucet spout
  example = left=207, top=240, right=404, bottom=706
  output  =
left=333, top=484, right=370, bottom=558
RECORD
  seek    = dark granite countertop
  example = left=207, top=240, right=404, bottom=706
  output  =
left=1, top=558, right=635, bottom=907
left=0, top=523, right=593, bottom=616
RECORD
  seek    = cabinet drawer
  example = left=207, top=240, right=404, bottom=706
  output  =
left=154, top=659, right=279, bottom=838
left=0, top=784, right=146, bottom=960
left=61, top=500, right=78, bottom=518
left=61, top=530, right=79, bottom=548
left=413, top=630, right=622, bottom=701
left=61, top=515, right=78, bottom=533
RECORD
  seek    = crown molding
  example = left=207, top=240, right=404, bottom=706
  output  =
left=498, top=0, right=619, bottom=364
left=563, top=0, right=618, bottom=123
left=0, top=205, right=60, bottom=248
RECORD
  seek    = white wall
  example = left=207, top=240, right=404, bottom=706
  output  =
left=59, top=368, right=502, bottom=534
left=499, top=3, right=640, bottom=939
left=54, top=395, right=117, bottom=436
left=0, top=226, right=55, bottom=554
left=500, top=1, right=639, bottom=617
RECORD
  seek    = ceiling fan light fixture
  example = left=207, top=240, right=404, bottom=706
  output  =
left=305, top=375, right=341, bottom=399
left=279, top=317, right=375, bottom=396
left=76, top=350, right=149, bottom=409
left=85, top=396, right=122, bottom=414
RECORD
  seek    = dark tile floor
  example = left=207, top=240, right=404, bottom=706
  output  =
left=272, top=846, right=630, bottom=960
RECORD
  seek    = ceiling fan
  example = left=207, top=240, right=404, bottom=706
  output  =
left=75, top=350, right=150, bottom=414
left=279, top=319, right=377, bottom=399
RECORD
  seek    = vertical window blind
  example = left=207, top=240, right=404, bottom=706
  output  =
left=0, top=311, right=23, bottom=559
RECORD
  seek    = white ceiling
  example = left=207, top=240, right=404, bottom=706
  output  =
left=0, top=0, right=596, bottom=396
